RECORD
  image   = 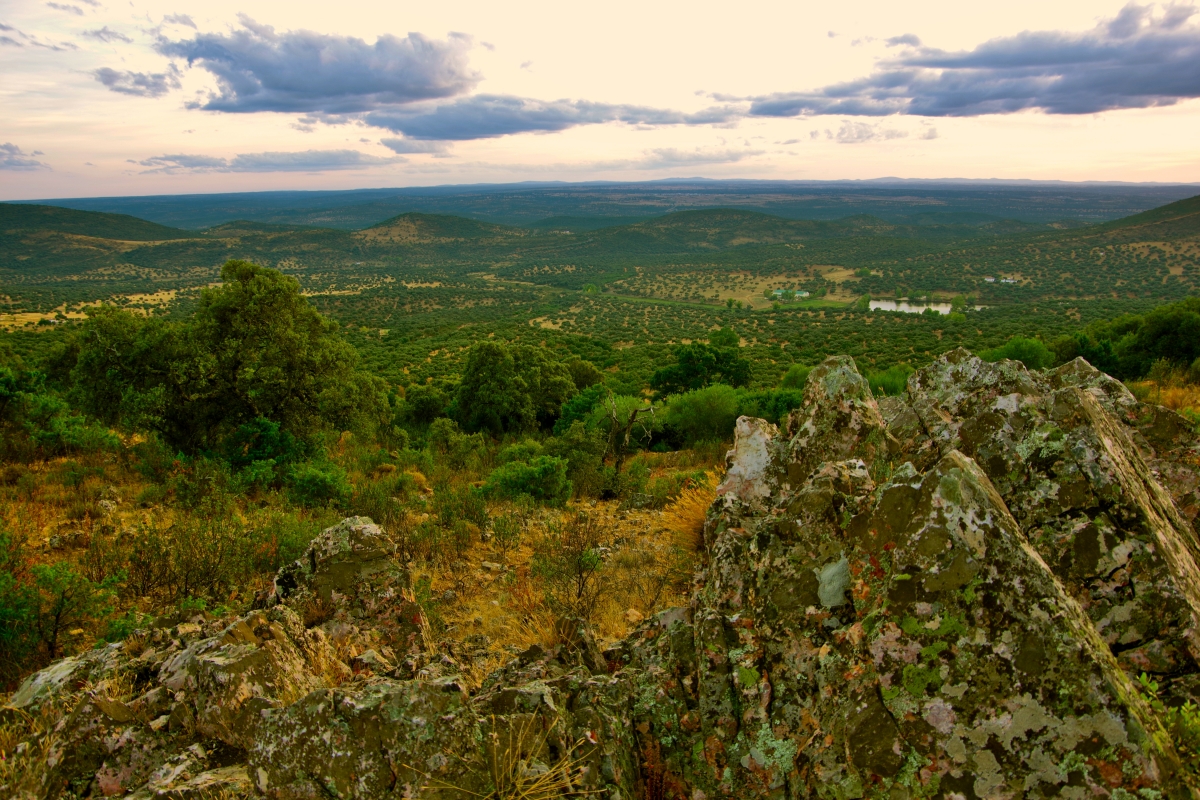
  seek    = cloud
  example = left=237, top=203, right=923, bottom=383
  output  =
left=93, top=66, right=181, bottom=97
left=162, top=13, right=197, bottom=29
left=1, top=143, right=49, bottom=170
left=635, top=147, right=764, bottom=169
left=156, top=16, right=479, bottom=113
left=134, top=149, right=403, bottom=173
left=1, top=23, right=76, bottom=50
left=885, top=34, right=921, bottom=47
left=834, top=121, right=908, bottom=143
left=83, top=26, right=133, bottom=44
left=46, top=3, right=84, bottom=15
left=920, top=127, right=939, bottom=139
left=380, top=137, right=452, bottom=154
left=365, top=94, right=740, bottom=140
left=750, top=2, right=1200, bottom=117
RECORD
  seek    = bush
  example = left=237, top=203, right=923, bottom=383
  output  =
left=735, top=389, right=806, bottom=425
left=779, top=363, right=812, bottom=390
left=980, top=336, right=1054, bottom=371
left=543, top=421, right=606, bottom=497
left=866, top=364, right=915, bottom=397
left=0, top=529, right=35, bottom=681
left=484, top=456, right=573, bottom=506
left=434, top=483, right=490, bottom=529
left=554, top=384, right=605, bottom=435
left=664, top=384, right=740, bottom=444
left=30, top=562, right=118, bottom=661
left=498, top=439, right=544, bottom=464
left=288, top=462, right=352, bottom=507
left=531, top=511, right=609, bottom=619
left=491, top=512, right=523, bottom=562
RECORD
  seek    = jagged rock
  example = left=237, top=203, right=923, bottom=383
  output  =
left=9, top=352, right=1200, bottom=799
left=896, top=349, right=1200, bottom=700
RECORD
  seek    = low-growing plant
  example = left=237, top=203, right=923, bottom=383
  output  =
left=288, top=462, right=352, bottom=507
left=484, top=456, right=572, bottom=507
left=531, top=510, right=609, bottom=620
left=491, top=512, right=523, bottom=563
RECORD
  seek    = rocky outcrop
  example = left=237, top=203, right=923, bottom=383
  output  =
left=6, top=351, right=1200, bottom=799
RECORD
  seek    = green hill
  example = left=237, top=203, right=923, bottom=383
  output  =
left=359, top=212, right=524, bottom=243
left=0, top=203, right=199, bottom=242
left=1094, top=193, right=1200, bottom=240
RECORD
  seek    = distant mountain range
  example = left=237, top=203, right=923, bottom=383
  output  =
left=6, top=178, right=1199, bottom=230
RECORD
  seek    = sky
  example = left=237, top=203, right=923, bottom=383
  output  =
left=2, top=0, right=1200, bottom=199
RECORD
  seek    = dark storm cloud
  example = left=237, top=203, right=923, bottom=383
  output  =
left=135, top=149, right=403, bottom=173
left=364, top=94, right=740, bottom=140
left=155, top=16, right=479, bottom=113
left=750, top=2, right=1200, bottom=117
left=93, top=66, right=181, bottom=97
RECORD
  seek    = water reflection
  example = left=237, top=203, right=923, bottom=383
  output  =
left=868, top=300, right=984, bottom=315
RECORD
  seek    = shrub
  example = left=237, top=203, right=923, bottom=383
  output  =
left=980, top=336, right=1054, bottom=371
left=542, top=422, right=606, bottom=497
left=735, top=389, right=806, bottom=425
left=779, top=363, right=812, bottom=390
left=498, top=439, right=544, bottom=464
left=664, top=384, right=740, bottom=444
left=0, top=529, right=35, bottom=681
left=491, top=512, right=523, bottom=563
left=288, top=462, right=352, bottom=507
left=484, top=456, right=573, bottom=506
left=30, top=563, right=118, bottom=661
left=866, top=364, right=915, bottom=397
left=531, top=511, right=609, bottom=619
left=434, top=484, right=490, bottom=529
left=554, top=384, right=605, bottom=435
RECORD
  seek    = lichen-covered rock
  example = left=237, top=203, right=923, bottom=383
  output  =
left=617, top=354, right=1200, bottom=798
left=273, top=515, right=408, bottom=613
left=9, top=352, right=1200, bottom=799
left=896, top=349, right=1200, bottom=703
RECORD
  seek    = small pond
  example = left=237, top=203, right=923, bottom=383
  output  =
left=869, top=300, right=985, bottom=315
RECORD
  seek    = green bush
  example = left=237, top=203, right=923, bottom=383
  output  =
left=664, top=384, right=740, bottom=444
left=498, top=439, right=544, bottom=464
left=980, top=336, right=1054, bottom=371
left=531, top=511, right=608, bottom=619
left=736, top=389, right=806, bottom=425
left=288, top=462, right=352, bottom=507
left=554, top=384, right=605, bottom=435
left=779, top=363, right=812, bottom=390
left=543, top=421, right=607, bottom=497
left=484, top=456, right=573, bottom=506
left=867, top=364, right=915, bottom=397
left=0, top=529, right=35, bottom=681
left=30, top=562, right=118, bottom=661
left=434, top=483, right=490, bottom=529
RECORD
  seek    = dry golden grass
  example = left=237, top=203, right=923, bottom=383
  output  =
left=1128, top=380, right=1200, bottom=415
left=661, top=472, right=717, bottom=553
left=411, top=714, right=602, bottom=799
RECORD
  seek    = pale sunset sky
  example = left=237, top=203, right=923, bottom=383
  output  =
left=2, top=0, right=1199, bottom=199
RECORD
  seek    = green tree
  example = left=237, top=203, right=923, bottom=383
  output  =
left=30, top=563, right=117, bottom=661
left=67, top=261, right=388, bottom=453
left=454, top=341, right=576, bottom=434
left=980, top=336, right=1054, bottom=371
left=651, top=343, right=751, bottom=397
left=708, top=327, right=739, bottom=348
left=664, top=384, right=741, bottom=444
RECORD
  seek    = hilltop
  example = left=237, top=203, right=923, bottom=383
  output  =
left=0, top=203, right=199, bottom=243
